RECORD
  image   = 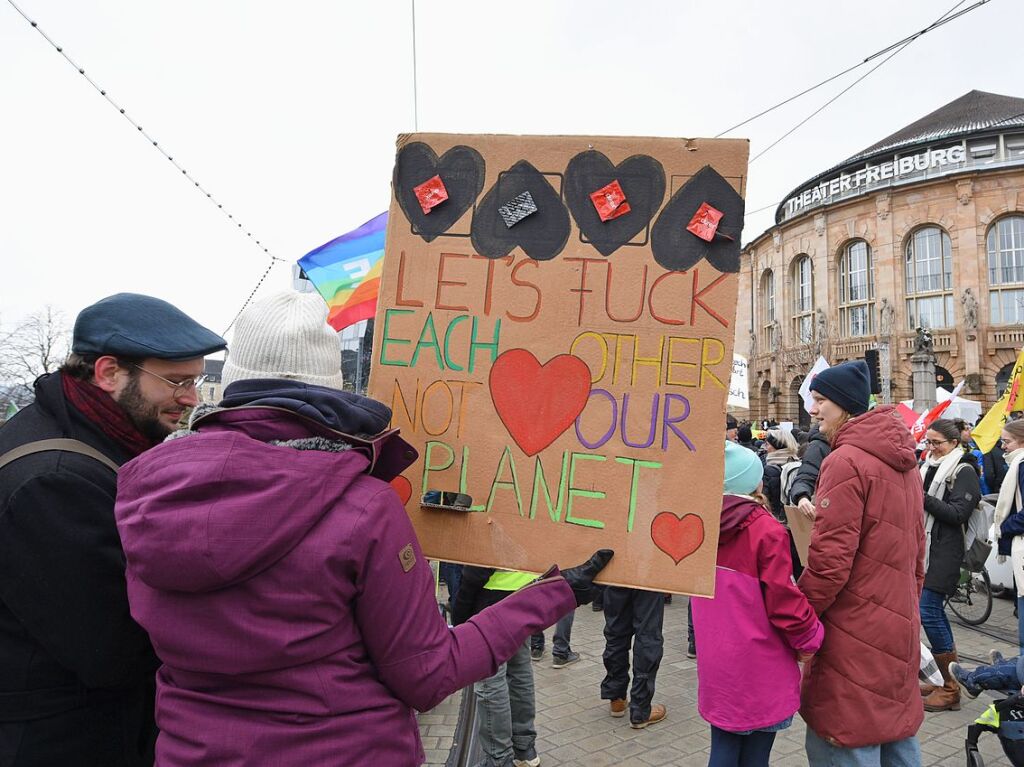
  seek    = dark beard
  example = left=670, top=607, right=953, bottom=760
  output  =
left=116, top=374, right=173, bottom=442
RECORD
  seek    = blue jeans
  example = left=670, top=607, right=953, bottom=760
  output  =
left=806, top=727, right=921, bottom=767
left=919, top=587, right=954, bottom=654
left=530, top=609, right=575, bottom=657
left=474, top=641, right=536, bottom=767
left=962, top=657, right=1022, bottom=692
left=709, top=725, right=776, bottom=766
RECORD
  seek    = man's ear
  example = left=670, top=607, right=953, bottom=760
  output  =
left=93, top=356, right=123, bottom=394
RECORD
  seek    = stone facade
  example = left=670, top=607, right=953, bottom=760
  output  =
left=737, top=160, right=1024, bottom=426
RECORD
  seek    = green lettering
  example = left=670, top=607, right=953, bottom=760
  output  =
left=422, top=440, right=455, bottom=495
left=458, top=446, right=486, bottom=512
left=615, top=457, right=663, bottom=532
left=485, top=446, right=523, bottom=516
left=566, top=452, right=606, bottom=529
left=379, top=308, right=414, bottom=366
left=468, top=316, right=501, bottom=373
left=410, top=313, right=444, bottom=370
left=529, top=450, right=570, bottom=521
left=443, top=315, right=470, bottom=372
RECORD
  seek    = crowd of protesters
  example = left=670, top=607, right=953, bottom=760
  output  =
left=4, top=291, right=1024, bottom=767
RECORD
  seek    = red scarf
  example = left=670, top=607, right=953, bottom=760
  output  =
left=62, top=374, right=157, bottom=457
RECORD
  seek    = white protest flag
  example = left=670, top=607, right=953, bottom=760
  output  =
left=728, top=354, right=749, bottom=409
left=799, top=356, right=830, bottom=414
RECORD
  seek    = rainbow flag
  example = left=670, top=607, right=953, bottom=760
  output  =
left=298, top=212, right=387, bottom=331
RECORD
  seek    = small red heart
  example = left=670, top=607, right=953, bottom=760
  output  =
left=390, top=475, right=413, bottom=504
left=650, top=512, right=705, bottom=565
left=489, top=349, right=591, bottom=456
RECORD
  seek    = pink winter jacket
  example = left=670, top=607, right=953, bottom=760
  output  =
left=692, top=496, right=823, bottom=732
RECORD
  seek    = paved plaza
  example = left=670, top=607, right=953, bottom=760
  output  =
left=420, top=591, right=1021, bottom=766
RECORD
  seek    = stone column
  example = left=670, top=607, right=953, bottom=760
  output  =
left=911, top=350, right=937, bottom=413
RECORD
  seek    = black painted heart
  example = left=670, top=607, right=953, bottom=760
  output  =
left=564, top=151, right=666, bottom=257
left=471, top=160, right=570, bottom=261
left=393, top=142, right=485, bottom=242
left=650, top=165, right=745, bottom=272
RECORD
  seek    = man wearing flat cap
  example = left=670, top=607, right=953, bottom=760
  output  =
left=0, top=293, right=225, bottom=766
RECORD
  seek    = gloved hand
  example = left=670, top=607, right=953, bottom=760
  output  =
left=562, top=549, right=614, bottom=606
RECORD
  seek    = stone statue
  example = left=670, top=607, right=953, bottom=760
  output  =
left=913, top=326, right=934, bottom=356
left=770, top=319, right=781, bottom=353
left=961, top=288, right=978, bottom=330
left=879, top=298, right=896, bottom=338
left=748, top=328, right=758, bottom=358
left=815, top=308, right=828, bottom=341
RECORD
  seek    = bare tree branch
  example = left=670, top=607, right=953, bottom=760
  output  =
left=0, top=306, right=71, bottom=409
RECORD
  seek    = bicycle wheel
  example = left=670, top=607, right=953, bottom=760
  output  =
left=947, top=570, right=993, bottom=626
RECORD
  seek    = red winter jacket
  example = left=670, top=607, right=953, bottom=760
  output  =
left=798, top=405, right=925, bottom=748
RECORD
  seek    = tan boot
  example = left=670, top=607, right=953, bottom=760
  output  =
left=923, top=650, right=961, bottom=712
left=919, top=682, right=937, bottom=696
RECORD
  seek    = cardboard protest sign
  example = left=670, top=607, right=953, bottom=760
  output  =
left=369, top=133, right=748, bottom=595
left=728, top=354, right=749, bottom=409
left=784, top=505, right=813, bottom=567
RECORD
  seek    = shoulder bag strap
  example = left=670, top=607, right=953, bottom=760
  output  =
left=0, top=438, right=120, bottom=474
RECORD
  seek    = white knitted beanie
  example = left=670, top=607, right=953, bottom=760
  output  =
left=222, top=291, right=345, bottom=390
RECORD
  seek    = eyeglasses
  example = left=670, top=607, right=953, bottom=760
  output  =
left=130, top=363, right=207, bottom=397
left=924, top=438, right=954, bottom=447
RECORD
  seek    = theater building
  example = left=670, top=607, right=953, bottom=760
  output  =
left=736, top=90, right=1024, bottom=426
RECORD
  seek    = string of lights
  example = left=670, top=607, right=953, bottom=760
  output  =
left=5, top=0, right=286, bottom=334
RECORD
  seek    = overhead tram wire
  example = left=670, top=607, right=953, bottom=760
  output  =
left=747, top=0, right=987, bottom=164
left=716, top=0, right=988, bottom=140
left=4, top=0, right=286, bottom=334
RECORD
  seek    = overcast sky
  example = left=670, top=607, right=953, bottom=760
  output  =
left=1, top=0, right=1020, bottom=341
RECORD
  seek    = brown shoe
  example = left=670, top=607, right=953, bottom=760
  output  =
left=630, top=703, right=667, bottom=729
left=919, top=682, right=937, bottom=696
left=609, top=698, right=627, bottom=718
left=923, top=650, right=961, bottom=712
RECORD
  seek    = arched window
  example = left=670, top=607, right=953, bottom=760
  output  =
left=905, top=226, right=953, bottom=328
left=839, top=240, right=874, bottom=337
left=760, top=270, right=776, bottom=351
left=791, top=256, right=814, bottom=344
left=988, top=216, right=1024, bottom=324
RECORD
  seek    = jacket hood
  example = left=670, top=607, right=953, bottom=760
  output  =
left=117, top=410, right=377, bottom=593
left=832, top=405, right=917, bottom=472
left=719, top=495, right=765, bottom=543
left=220, top=378, right=391, bottom=436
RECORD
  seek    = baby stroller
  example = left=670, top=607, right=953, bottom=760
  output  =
left=965, top=691, right=1024, bottom=767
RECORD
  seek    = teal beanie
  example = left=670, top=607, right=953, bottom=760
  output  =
left=723, top=440, right=764, bottom=495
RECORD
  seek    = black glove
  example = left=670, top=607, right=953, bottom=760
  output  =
left=562, top=549, right=614, bottom=607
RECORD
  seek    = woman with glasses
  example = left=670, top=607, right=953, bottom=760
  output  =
left=918, top=417, right=981, bottom=712
left=992, top=420, right=1024, bottom=654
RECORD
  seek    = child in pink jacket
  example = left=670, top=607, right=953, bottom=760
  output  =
left=692, top=441, right=824, bottom=767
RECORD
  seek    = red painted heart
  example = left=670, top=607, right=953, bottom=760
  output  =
left=650, top=512, right=705, bottom=565
left=389, top=475, right=413, bottom=504
left=489, top=349, right=592, bottom=456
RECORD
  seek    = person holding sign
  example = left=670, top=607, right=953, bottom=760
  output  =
left=692, top=442, right=822, bottom=767
left=799, top=361, right=925, bottom=765
left=113, top=291, right=612, bottom=767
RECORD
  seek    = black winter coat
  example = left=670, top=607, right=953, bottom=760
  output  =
left=451, top=566, right=506, bottom=626
left=762, top=462, right=788, bottom=522
left=923, top=454, right=981, bottom=596
left=0, top=373, right=158, bottom=767
left=788, top=425, right=830, bottom=505
left=984, top=442, right=1008, bottom=494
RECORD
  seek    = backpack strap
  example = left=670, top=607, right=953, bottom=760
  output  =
left=0, top=439, right=120, bottom=474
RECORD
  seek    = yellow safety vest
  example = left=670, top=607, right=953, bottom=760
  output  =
left=484, top=570, right=537, bottom=591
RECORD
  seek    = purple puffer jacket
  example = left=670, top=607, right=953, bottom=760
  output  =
left=115, top=407, right=575, bottom=766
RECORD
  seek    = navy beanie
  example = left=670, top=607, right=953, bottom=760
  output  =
left=73, top=293, right=226, bottom=360
left=809, top=360, right=871, bottom=416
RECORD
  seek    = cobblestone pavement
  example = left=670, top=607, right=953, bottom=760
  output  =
left=421, top=591, right=1020, bottom=766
